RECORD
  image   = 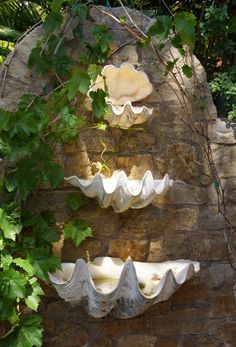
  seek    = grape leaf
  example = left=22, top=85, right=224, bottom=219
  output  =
left=43, top=11, right=63, bottom=35
left=0, top=254, right=13, bottom=270
left=0, top=110, right=10, bottom=130
left=0, top=208, right=22, bottom=241
left=72, top=4, right=88, bottom=21
left=0, top=298, right=18, bottom=324
left=67, top=193, right=86, bottom=211
left=148, top=15, right=172, bottom=40
left=67, top=68, right=90, bottom=100
left=13, top=258, right=36, bottom=277
left=89, top=89, right=107, bottom=121
left=25, top=278, right=44, bottom=311
left=28, top=248, right=60, bottom=281
left=182, top=64, right=193, bottom=78
left=165, top=59, right=179, bottom=76
left=0, top=268, right=27, bottom=300
left=64, top=219, right=92, bottom=247
left=174, top=12, right=196, bottom=50
left=55, top=106, right=85, bottom=142
left=87, top=64, right=102, bottom=81
left=1, top=314, right=43, bottom=347
left=28, top=46, right=51, bottom=75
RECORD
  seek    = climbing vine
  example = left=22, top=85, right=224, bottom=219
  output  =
left=0, top=0, right=110, bottom=345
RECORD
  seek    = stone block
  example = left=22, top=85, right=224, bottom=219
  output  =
left=211, top=118, right=236, bottom=144
left=154, top=180, right=206, bottom=205
left=62, top=239, right=103, bottom=262
left=209, top=293, right=236, bottom=318
left=114, top=334, right=157, bottom=347
left=163, top=233, right=191, bottom=259
left=117, top=129, right=157, bottom=154
left=154, top=142, right=203, bottom=184
left=78, top=128, right=120, bottom=153
left=63, top=150, right=92, bottom=179
left=147, top=238, right=164, bottom=261
left=172, top=282, right=207, bottom=307
left=201, top=262, right=235, bottom=288
left=147, top=307, right=208, bottom=335
left=44, top=323, right=89, bottom=347
left=190, top=230, right=228, bottom=260
left=108, top=239, right=148, bottom=261
left=72, top=207, right=119, bottom=237
left=211, top=143, right=236, bottom=178
left=199, top=206, right=225, bottom=231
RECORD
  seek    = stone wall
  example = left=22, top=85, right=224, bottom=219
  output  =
left=1, top=6, right=236, bottom=347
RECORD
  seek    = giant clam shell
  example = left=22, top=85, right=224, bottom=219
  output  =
left=65, top=170, right=173, bottom=213
left=88, top=63, right=154, bottom=128
left=90, top=62, right=153, bottom=106
left=49, top=257, right=200, bottom=319
left=106, top=101, right=153, bottom=128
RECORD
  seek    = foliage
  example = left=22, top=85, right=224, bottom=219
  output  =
left=210, top=67, right=236, bottom=120
left=0, top=0, right=111, bottom=344
left=64, top=219, right=92, bottom=247
left=0, top=0, right=51, bottom=62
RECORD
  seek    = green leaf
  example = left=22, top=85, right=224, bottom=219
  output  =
left=89, top=89, right=107, bottom=121
left=0, top=208, right=22, bottom=241
left=72, top=4, right=88, bottom=21
left=0, top=298, right=18, bottom=324
left=148, top=15, right=172, bottom=40
left=25, top=278, right=44, bottom=311
left=92, top=24, right=111, bottom=54
left=13, top=258, right=36, bottom=277
left=88, top=64, right=102, bottom=81
left=51, top=0, right=64, bottom=13
left=64, top=219, right=92, bottom=247
left=229, top=15, right=236, bottom=33
left=1, top=314, right=43, bottom=347
left=67, top=193, right=86, bottom=211
left=67, top=68, right=90, bottom=100
left=0, top=269, right=27, bottom=300
left=0, top=110, right=10, bottom=130
left=28, top=248, right=60, bottom=281
left=28, top=46, right=50, bottom=75
left=119, top=16, right=128, bottom=25
left=165, top=59, right=179, bottom=75
left=182, top=64, right=193, bottom=78
left=44, top=162, right=64, bottom=189
left=171, top=34, right=185, bottom=56
left=55, top=106, right=85, bottom=142
left=174, top=12, right=196, bottom=50
left=0, top=254, right=13, bottom=270
left=43, top=11, right=63, bottom=35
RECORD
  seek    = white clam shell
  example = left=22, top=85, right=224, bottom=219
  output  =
left=105, top=101, right=153, bottom=128
left=65, top=170, right=173, bottom=213
left=90, top=62, right=153, bottom=106
left=49, top=257, right=200, bottom=319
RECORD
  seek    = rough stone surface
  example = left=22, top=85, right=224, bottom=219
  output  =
left=1, top=5, right=236, bottom=347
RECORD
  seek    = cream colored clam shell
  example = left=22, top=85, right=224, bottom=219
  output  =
left=106, top=101, right=153, bottom=128
left=65, top=170, right=173, bottom=213
left=49, top=257, right=200, bottom=319
left=90, top=62, right=153, bottom=106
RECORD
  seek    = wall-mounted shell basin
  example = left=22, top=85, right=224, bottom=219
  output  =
left=89, top=63, right=153, bottom=128
left=65, top=170, right=173, bottom=213
left=106, top=101, right=153, bottom=128
left=49, top=257, right=200, bottom=319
